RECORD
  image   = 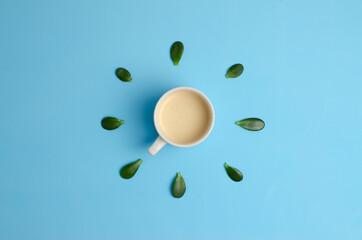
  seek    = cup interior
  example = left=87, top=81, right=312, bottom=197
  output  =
left=154, top=87, right=215, bottom=147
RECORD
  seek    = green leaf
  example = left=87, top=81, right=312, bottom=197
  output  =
left=236, top=118, right=265, bottom=131
left=115, top=67, right=132, bottom=82
left=224, top=163, right=243, bottom=182
left=226, top=64, right=244, bottom=78
left=172, top=172, right=186, bottom=198
left=170, top=41, right=184, bottom=66
left=120, top=159, right=143, bottom=179
left=101, top=117, right=124, bottom=130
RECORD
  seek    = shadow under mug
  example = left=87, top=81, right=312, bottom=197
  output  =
left=148, top=86, right=215, bottom=156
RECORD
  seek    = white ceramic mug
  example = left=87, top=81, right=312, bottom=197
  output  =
left=148, top=87, right=215, bottom=156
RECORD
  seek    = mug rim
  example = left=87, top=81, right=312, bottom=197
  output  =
left=153, top=86, right=215, bottom=148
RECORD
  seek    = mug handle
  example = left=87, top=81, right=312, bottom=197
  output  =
left=148, top=136, right=167, bottom=156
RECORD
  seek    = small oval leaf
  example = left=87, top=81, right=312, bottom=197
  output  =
left=236, top=118, right=265, bottom=131
left=120, top=159, right=143, bottom=179
left=115, top=67, right=132, bottom=82
left=101, top=117, right=124, bottom=130
left=170, top=41, right=184, bottom=66
left=224, top=163, right=243, bottom=182
left=172, top=172, right=186, bottom=198
left=226, top=64, right=244, bottom=78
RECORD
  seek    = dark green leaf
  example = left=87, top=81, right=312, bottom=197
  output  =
left=170, top=41, right=184, bottom=66
left=224, top=163, right=243, bottom=182
left=120, top=159, right=143, bottom=179
left=236, top=118, right=265, bottom=131
left=115, top=67, right=132, bottom=82
left=226, top=64, right=244, bottom=78
left=172, top=172, right=186, bottom=198
left=101, top=117, right=124, bottom=130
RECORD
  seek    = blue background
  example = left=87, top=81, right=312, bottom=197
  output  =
left=1, top=0, right=362, bottom=239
